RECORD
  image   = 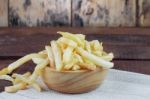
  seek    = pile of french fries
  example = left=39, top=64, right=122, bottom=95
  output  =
left=0, top=32, right=114, bottom=93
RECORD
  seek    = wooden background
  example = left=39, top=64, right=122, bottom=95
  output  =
left=0, top=0, right=150, bottom=27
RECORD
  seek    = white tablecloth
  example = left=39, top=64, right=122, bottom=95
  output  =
left=1, top=69, right=150, bottom=99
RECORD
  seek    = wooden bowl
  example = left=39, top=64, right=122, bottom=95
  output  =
left=41, top=67, right=108, bottom=94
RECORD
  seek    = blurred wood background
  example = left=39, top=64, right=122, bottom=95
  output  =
left=0, top=0, right=150, bottom=27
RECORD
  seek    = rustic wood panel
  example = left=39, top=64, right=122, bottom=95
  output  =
left=114, top=60, right=150, bottom=75
left=1, top=27, right=150, bottom=35
left=9, top=0, right=71, bottom=27
left=139, top=0, right=150, bottom=26
left=72, top=0, right=136, bottom=27
left=0, top=28, right=150, bottom=60
left=0, top=0, right=8, bottom=27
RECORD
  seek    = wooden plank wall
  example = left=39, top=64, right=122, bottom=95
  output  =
left=0, top=0, right=150, bottom=27
left=139, top=0, right=150, bottom=26
left=72, top=0, right=136, bottom=27
left=0, top=0, right=8, bottom=27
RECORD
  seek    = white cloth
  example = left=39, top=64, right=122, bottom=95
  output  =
left=0, top=69, right=150, bottom=99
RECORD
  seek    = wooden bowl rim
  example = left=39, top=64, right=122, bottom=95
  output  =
left=45, top=67, right=108, bottom=73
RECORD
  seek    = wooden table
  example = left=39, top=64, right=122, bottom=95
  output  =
left=0, top=27, right=150, bottom=91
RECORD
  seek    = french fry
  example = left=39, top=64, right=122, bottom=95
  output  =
left=5, top=83, right=27, bottom=93
left=74, top=53, right=83, bottom=63
left=30, top=59, right=49, bottom=82
left=13, top=73, right=42, bottom=92
left=78, top=63, right=96, bottom=70
left=81, top=57, right=96, bottom=70
left=92, top=40, right=103, bottom=51
left=8, top=53, right=47, bottom=73
left=13, top=72, right=31, bottom=84
left=64, top=58, right=78, bottom=70
left=13, top=74, right=30, bottom=83
left=92, top=51, right=103, bottom=57
left=102, top=51, right=107, bottom=56
left=0, top=75, right=14, bottom=82
left=32, top=83, right=42, bottom=92
left=101, top=53, right=114, bottom=61
left=83, top=57, right=96, bottom=66
left=90, top=40, right=103, bottom=52
left=85, top=41, right=91, bottom=53
left=58, top=32, right=84, bottom=48
left=38, top=50, right=47, bottom=55
left=57, top=41, right=67, bottom=53
left=75, top=34, right=85, bottom=40
left=45, top=46, right=55, bottom=68
left=57, top=37, right=77, bottom=48
left=32, top=58, right=45, bottom=64
left=0, top=68, right=9, bottom=75
left=64, top=62, right=74, bottom=70
left=90, top=41, right=94, bottom=50
left=76, top=47, right=114, bottom=68
left=63, top=46, right=74, bottom=65
left=72, top=65, right=80, bottom=71
left=51, top=41, right=63, bottom=71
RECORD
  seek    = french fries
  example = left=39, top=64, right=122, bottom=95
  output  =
left=5, top=83, right=27, bottom=93
left=58, top=32, right=85, bottom=48
left=72, top=65, right=80, bottom=71
left=74, top=54, right=83, bottom=63
left=45, top=46, right=55, bottom=67
left=78, top=63, right=96, bottom=70
left=0, top=75, right=14, bottom=82
left=0, top=31, right=114, bottom=93
left=64, top=57, right=78, bottom=70
left=8, top=53, right=47, bottom=73
left=75, top=34, right=85, bottom=40
left=0, top=68, right=9, bottom=75
left=101, top=53, right=114, bottom=61
left=32, top=58, right=45, bottom=65
left=63, top=46, right=74, bottom=65
left=30, top=59, right=49, bottom=81
left=57, top=37, right=77, bottom=48
left=13, top=73, right=42, bottom=92
left=85, top=41, right=92, bottom=53
left=51, top=41, right=63, bottom=71
left=13, top=72, right=31, bottom=84
left=76, top=47, right=114, bottom=69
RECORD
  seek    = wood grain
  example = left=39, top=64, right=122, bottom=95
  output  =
left=114, top=60, right=150, bottom=75
left=9, top=0, right=71, bottom=27
left=42, top=67, right=108, bottom=93
left=0, top=0, right=8, bottom=27
left=139, top=0, right=150, bottom=26
left=72, top=0, right=136, bottom=27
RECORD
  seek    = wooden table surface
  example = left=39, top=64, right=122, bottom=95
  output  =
left=0, top=27, right=150, bottom=92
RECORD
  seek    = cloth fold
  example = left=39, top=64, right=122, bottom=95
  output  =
left=1, top=69, right=150, bottom=99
